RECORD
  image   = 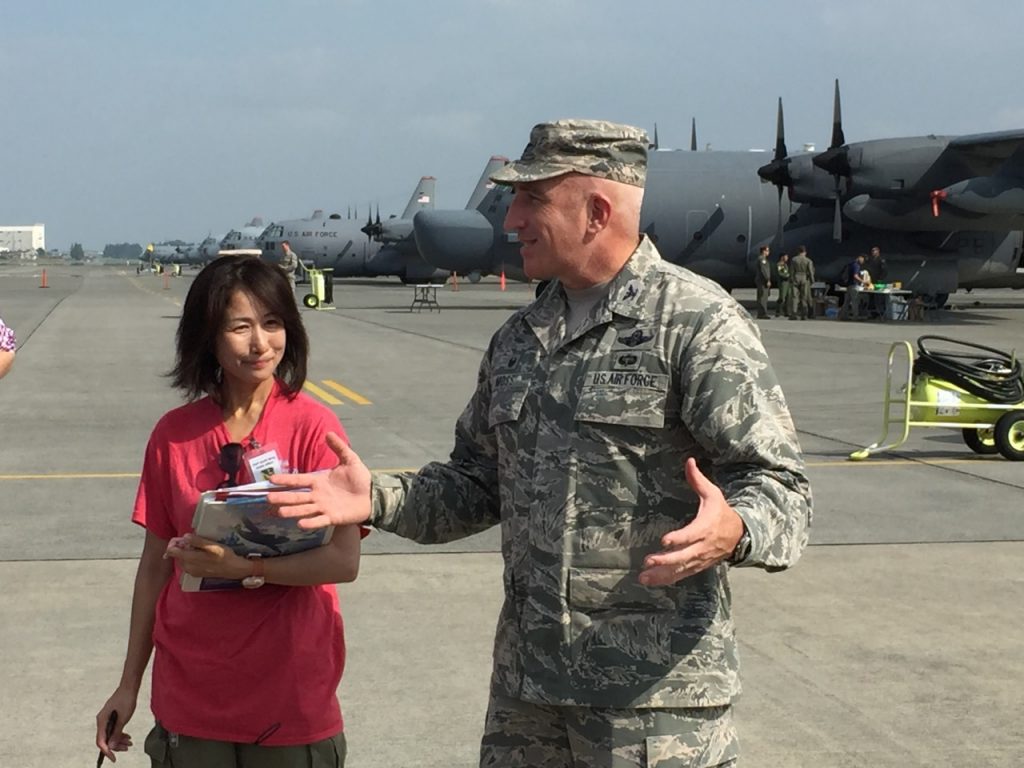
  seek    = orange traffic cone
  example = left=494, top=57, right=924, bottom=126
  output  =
left=39, top=269, right=48, bottom=288
left=500, top=271, right=507, bottom=291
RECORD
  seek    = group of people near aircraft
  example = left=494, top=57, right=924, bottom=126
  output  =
left=96, top=119, right=813, bottom=768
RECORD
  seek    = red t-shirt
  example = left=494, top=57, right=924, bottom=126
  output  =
left=133, top=380, right=350, bottom=746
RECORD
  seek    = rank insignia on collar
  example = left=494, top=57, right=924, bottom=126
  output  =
left=621, top=279, right=641, bottom=303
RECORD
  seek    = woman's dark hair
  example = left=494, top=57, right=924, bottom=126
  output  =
left=168, top=255, right=308, bottom=401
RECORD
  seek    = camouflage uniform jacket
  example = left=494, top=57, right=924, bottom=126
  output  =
left=279, top=248, right=298, bottom=276
left=371, top=235, right=812, bottom=708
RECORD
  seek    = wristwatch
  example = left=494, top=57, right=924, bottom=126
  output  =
left=242, top=554, right=265, bottom=589
left=729, top=526, right=751, bottom=565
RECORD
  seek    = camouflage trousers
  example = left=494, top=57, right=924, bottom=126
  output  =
left=479, top=693, right=738, bottom=768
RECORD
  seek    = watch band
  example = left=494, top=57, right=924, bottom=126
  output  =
left=242, top=554, right=265, bottom=588
left=729, top=528, right=751, bottom=565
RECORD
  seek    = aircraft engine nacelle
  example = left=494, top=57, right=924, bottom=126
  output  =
left=375, top=218, right=414, bottom=244
left=413, top=209, right=496, bottom=273
left=942, top=177, right=1024, bottom=215
left=845, top=194, right=1024, bottom=232
left=780, top=154, right=840, bottom=205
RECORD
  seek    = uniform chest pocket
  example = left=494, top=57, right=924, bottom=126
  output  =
left=571, top=376, right=669, bottom=514
left=488, top=377, right=529, bottom=427
left=575, top=373, right=669, bottom=429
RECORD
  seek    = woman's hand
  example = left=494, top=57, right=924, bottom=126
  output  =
left=96, top=687, right=137, bottom=762
left=164, top=534, right=249, bottom=580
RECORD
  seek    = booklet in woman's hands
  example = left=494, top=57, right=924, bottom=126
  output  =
left=181, top=480, right=334, bottom=592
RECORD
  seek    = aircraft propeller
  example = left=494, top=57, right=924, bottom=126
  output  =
left=756, top=98, right=792, bottom=248
left=360, top=204, right=383, bottom=240
left=811, top=80, right=850, bottom=241
left=690, top=118, right=697, bottom=152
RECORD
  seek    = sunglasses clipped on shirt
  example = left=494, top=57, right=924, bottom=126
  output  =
left=218, top=436, right=263, bottom=488
left=218, top=443, right=245, bottom=488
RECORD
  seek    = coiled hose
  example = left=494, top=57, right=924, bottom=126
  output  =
left=914, top=335, right=1024, bottom=404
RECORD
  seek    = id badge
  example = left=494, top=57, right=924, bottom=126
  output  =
left=243, top=442, right=287, bottom=482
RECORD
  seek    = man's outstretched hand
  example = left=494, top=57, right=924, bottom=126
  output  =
left=638, top=457, right=745, bottom=586
left=267, top=432, right=372, bottom=529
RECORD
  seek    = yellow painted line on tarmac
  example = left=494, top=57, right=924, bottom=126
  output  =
left=0, top=472, right=141, bottom=481
left=0, top=459, right=997, bottom=483
left=124, top=273, right=182, bottom=307
left=807, top=457, right=1000, bottom=467
left=322, top=379, right=372, bottom=405
left=0, top=469, right=420, bottom=481
left=303, top=381, right=343, bottom=405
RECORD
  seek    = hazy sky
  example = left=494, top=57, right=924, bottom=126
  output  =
left=3, top=0, right=1023, bottom=250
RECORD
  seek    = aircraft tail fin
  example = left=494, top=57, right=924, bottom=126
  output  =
left=467, top=156, right=509, bottom=210
left=401, top=176, right=436, bottom=219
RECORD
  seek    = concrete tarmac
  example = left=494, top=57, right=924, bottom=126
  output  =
left=1, top=263, right=1022, bottom=766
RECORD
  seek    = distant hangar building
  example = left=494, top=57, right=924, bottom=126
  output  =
left=0, top=224, right=45, bottom=252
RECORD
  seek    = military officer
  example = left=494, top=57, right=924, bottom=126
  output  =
left=270, top=120, right=813, bottom=768
left=753, top=245, right=772, bottom=318
left=279, top=240, right=299, bottom=293
left=788, top=246, right=816, bottom=320
left=775, top=252, right=791, bottom=317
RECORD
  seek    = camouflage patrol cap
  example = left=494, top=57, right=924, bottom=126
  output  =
left=489, top=119, right=649, bottom=188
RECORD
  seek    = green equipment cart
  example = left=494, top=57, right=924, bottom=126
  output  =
left=850, top=336, right=1024, bottom=461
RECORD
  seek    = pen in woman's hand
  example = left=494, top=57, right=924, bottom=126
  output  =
left=97, top=710, right=117, bottom=767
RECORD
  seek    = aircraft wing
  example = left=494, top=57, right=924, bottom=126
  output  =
left=947, top=129, right=1024, bottom=166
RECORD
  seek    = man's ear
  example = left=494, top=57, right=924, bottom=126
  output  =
left=587, top=193, right=613, bottom=233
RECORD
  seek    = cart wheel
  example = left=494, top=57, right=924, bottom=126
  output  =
left=962, top=427, right=999, bottom=455
left=994, top=410, right=1024, bottom=461
left=302, top=293, right=319, bottom=309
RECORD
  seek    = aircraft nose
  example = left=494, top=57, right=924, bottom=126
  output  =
left=413, top=209, right=496, bottom=272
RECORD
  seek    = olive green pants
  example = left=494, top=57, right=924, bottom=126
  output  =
left=775, top=281, right=791, bottom=316
left=144, top=722, right=346, bottom=768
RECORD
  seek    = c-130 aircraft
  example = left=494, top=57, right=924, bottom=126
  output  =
left=258, top=157, right=509, bottom=283
left=413, top=82, right=1024, bottom=300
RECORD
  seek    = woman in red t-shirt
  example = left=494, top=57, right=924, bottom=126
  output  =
left=96, top=255, right=361, bottom=767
